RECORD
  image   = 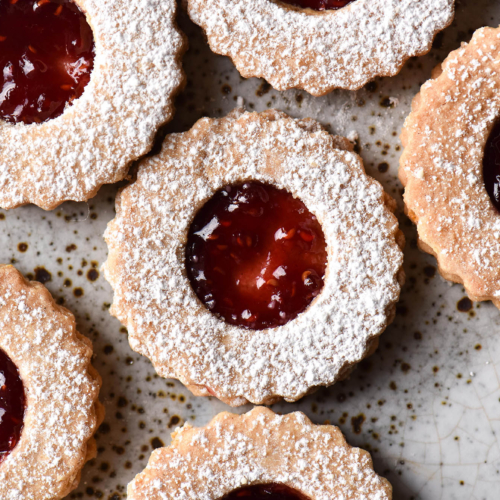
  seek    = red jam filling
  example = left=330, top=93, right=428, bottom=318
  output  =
left=222, top=484, right=310, bottom=500
left=0, top=348, right=25, bottom=463
left=186, top=182, right=327, bottom=330
left=279, top=0, right=355, bottom=11
left=483, top=120, right=500, bottom=213
left=0, top=0, right=95, bottom=125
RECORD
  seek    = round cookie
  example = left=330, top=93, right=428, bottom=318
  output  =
left=186, top=0, right=455, bottom=95
left=0, top=265, right=103, bottom=500
left=0, top=0, right=186, bottom=210
left=400, top=25, right=500, bottom=308
left=103, top=109, right=405, bottom=406
left=128, top=407, right=393, bottom=500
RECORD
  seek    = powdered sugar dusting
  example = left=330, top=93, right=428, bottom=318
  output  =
left=128, top=408, right=392, bottom=499
left=187, top=0, right=454, bottom=95
left=0, top=265, right=102, bottom=499
left=103, top=110, right=404, bottom=406
left=400, top=26, right=500, bottom=306
left=0, top=0, right=186, bottom=210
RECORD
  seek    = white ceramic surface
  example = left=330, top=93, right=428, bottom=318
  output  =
left=1, top=1, right=499, bottom=498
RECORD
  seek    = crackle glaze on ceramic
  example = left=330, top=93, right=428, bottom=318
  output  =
left=0, top=1, right=499, bottom=498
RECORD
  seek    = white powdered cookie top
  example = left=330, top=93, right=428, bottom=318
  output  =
left=0, top=266, right=101, bottom=500
left=104, top=110, right=403, bottom=406
left=400, top=26, right=500, bottom=304
left=128, top=408, right=392, bottom=500
left=0, top=0, right=185, bottom=210
left=187, top=0, right=454, bottom=95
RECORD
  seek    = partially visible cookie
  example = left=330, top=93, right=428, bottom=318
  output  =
left=0, top=265, right=103, bottom=500
left=103, top=109, right=404, bottom=406
left=0, top=0, right=186, bottom=210
left=186, top=0, right=455, bottom=95
left=128, top=407, right=392, bottom=500
left=400, top=26, right=500, bottom=308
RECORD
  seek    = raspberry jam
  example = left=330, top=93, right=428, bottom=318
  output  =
left=222, top=484, right=310, bottom=500
left=0, top=348, right=25, bottom=463
left=483, top=120, right=500, bottom=213
left=186, top=182, right=327, bottom=330
left=279, top=0, right=355, bottom=11
left=0, top=0, right=95, bottom=125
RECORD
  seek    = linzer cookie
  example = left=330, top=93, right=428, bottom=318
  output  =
left=400, top=26, right=500, bottom=308
left=0, top=0, right=186, bottom=210
left=103, top=109, right=404, bottom=406
left=0, top=265, right=103, bottom=499
left=186, top=0, right=455, bottom=96
left=128, top=407, right=393, bottom=500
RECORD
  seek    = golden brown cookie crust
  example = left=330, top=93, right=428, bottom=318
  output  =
left=0, top=0, right=186, bottom=210
left=0, top=265, right=103, bottom=500
left=186, top=0, right=454, bottom=95
left=400, top=26, right=500, bottom=308
left=128, top=407, right=392, bottom=499
left=104, top=109, right=404, bottom=406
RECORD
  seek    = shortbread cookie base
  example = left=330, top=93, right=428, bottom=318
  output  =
left=104, top=109, right=404, bottom=406
left=400, top=26, right=500, bottom=308
left=128, top=407, right=392, bottom=500
left=415, top=235, right=500, bottom=309
left=0, top=0, right=186, bottom=210
left=187, top=0, right=454, bottom=95
left=0, top=265, right=103, bottom=500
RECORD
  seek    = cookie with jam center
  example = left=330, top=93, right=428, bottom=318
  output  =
left=128, top=407, right=392, bottom=500
left=103, top=109, right=404, bottom=406
left=0, top=0, right=186, bottom=210
left=400, top=25, right=500, bottom=308
left=0, top=265, right=103, bottom=500
left=186, top=0, right=455, bottom=95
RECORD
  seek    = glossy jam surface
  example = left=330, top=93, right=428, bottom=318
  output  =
left=186, top=182, right=327, bottom=330
left=279, top=0, right=355, bottom=11
left=0, top=0, right=95, bottom=124
left=484, top=120, right=500, bottom=213
left=0, top=348, right=25, bottom=463
left=222, top=484, right=310, bottom=500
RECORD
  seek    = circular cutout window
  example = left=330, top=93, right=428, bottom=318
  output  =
left=186, top=181, right=327, bottom=330
left=0, top=0, right=95, bottom=124
left=0, top=348, right=25, bottom=463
